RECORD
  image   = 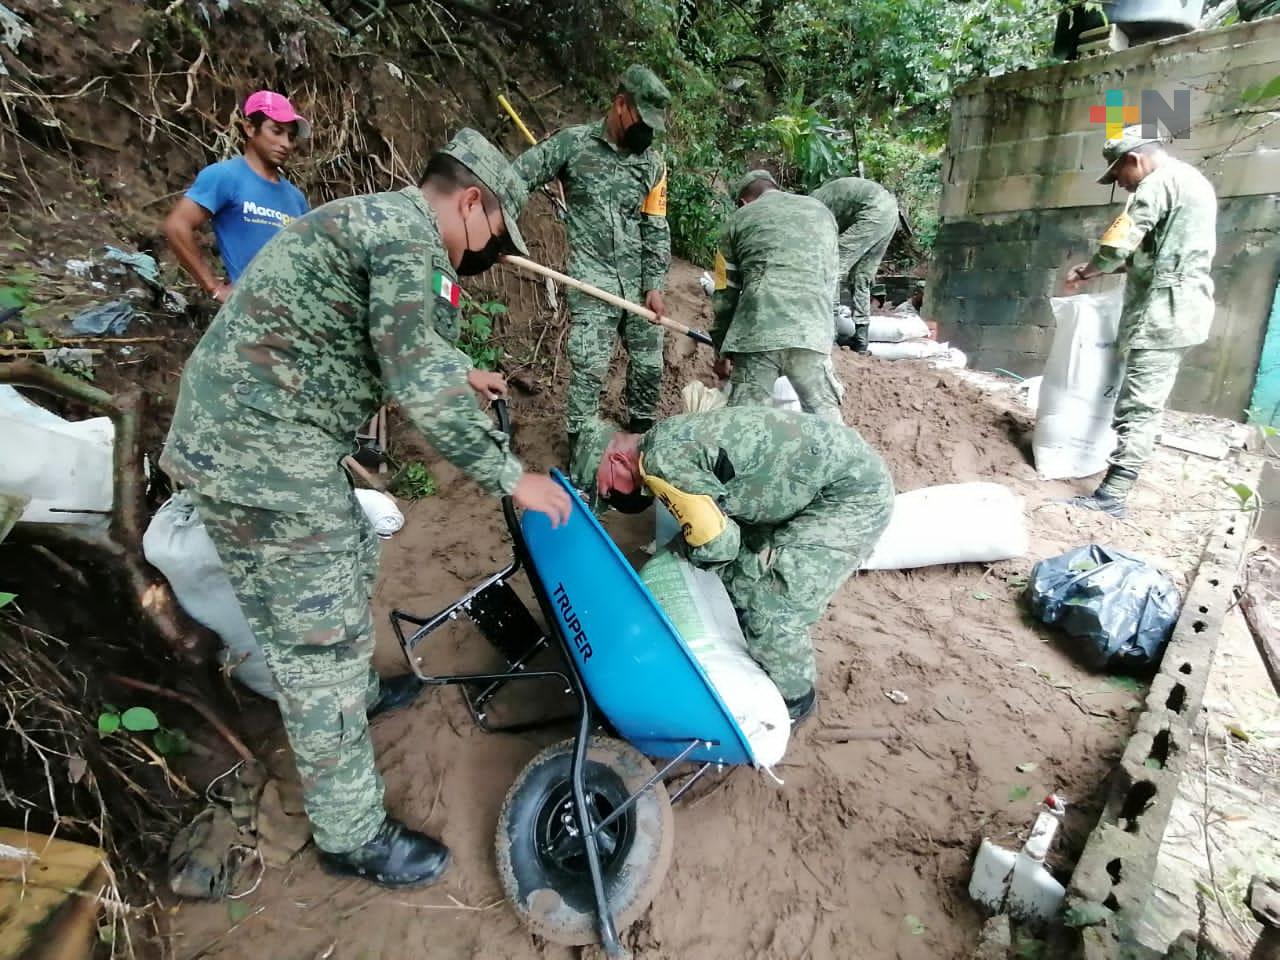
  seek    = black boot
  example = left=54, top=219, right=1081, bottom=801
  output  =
left=319, top=817, right=450, bottom=888
left=851, top=322, right=870, bottom=355
left=368, top=674, right=425, bottom=720
left=784, top=687, right=817, bottom=724
left=1066, top=465, right=1137, bottom=519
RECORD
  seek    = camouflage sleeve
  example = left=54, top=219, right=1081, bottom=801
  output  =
left=367, top=240, right=523, bottom=497
left=709, top=220, right=740, bottom=352
left=1090, top=177, right=1170, bottom=274
left=642, top=443, right=741, bottom=565
left=639, top=155, right=671, bottom=293
left=512, top=127, right=574, bottom=197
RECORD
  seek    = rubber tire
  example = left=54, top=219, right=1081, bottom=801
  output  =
left=495, top=735, right=674, bottom=947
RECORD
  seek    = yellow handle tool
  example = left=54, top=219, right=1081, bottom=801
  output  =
left=498, top=94, right=567, bottom=216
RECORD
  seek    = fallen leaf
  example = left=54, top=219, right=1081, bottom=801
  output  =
left=227, top=900, right=251, bottom=924
left=1226, top=724, right=1251, bottom=742
left=97, top=713, right=121, bottom=735
left=68, top=755, right=87, bottom=784
left=1016, top=762, right=1038, bottom=773
left=121, top=706, right=159, bottom=732
left=972, top=591, right=992, bottom=601
left=1104, top=676, right=1141, bottom=694
left=1008, top=785, right=1031, bottom=802
left=904, top=914, right=926, bottom=936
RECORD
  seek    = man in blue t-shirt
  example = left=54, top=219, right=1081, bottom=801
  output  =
left=163, top=90, right=311, bottom=302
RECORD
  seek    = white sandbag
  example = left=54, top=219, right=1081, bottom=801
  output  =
left=680, top=380, right=728, bottom=413
left=834, top=304, right=856, bottom=338
left=928, top=347, right=968, bottom=370
left=143, top=493, right=276, bottom=699
left=1033, top=289, right=1124, bottom=480
left=862, top=482, right=1028, bottom=570
left=354, top=488, right=404, bottom=538
left=868, top=313, right=929, bottom=343
left=1022, top=376, right=1043, bottom=413
left=772, top=376, right=801, bottom=412
left=868, top=338, right=949, bottom=361
left=640, top=550, right=790, bottom=769
left=0, top=385, right=114, bottom=525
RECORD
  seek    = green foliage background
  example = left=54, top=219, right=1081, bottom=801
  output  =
left=514, top=0, right=1066, bottom=266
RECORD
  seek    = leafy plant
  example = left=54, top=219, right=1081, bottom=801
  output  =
left=0, top=271, right=38, bottom=310
left=22, top=326, right=54, bottom=349
left=391, top=461, right=438, bottom=500
left=456, top=300, right=505, bottom=371
left=97, top=704, right=189, bottom=754
left=0, top=592, right=15, bottom=609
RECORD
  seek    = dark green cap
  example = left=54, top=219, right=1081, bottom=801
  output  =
left=870, top=282, right=887, bottom=298
left=1097, top=124, right=1163, bottom=185
left=731, top=168, right=776, bottom=201
left=439, top=127, right=529, bottom=255
left=620, top=65, right=671, bottom=133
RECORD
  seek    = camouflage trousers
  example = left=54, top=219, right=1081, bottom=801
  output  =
left=565, top=289, right=663, bottom=434
left=1108, top=347, right=1187, bottom=480
left=727, top=348, right=845, bottom=423
left=718, top=469, right=894, bottom=699
left=188, top=491, right=386, bottom=854
left=836, top=205, right=898, bottom=321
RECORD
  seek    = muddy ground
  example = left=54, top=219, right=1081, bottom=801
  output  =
left=163, top=264, right=1239, bottom=960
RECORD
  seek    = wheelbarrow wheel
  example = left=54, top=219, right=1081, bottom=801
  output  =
left=496, top=735, right=673, bottom=946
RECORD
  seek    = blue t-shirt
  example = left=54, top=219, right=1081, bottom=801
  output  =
left=185, top=156, right=309, bottom=283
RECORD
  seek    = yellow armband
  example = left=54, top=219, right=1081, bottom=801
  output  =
left=712, top=252, right=728, bottom=291
left=640, top=459, right=727, bottom=548
left=1100, top=212, right=1134, bottom=248
left=641, top=165, right=668, bottom=217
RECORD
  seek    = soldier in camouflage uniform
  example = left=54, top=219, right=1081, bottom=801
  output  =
left=714, top=170, right=843, bottom=422
left=570, top=408, right=894, bottom=720
left=1065, top=126, right=1217, bottom=519
left=513, top=64, right=672, bottom=444
left=160, top=129, right=572, bottom=888
left=811, top=176, right=899, bottom=353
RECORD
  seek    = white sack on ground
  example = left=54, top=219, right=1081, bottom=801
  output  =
left=640, top=549, right=790, bottom=769
left=868, top=314, right=929, bottom=343
left=772, top=376, right=802, bottom=412
left=143, top=493, right=276, bottom=698
left=0, top=385, right=114, bottom=525
left=869, top=339, right=949, bottom=361
left=861, top=482, right=1029, bottom=570
left=1033, top=289, right=1124, bottom=480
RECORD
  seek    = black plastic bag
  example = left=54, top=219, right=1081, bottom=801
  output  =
left=1026, top=544, right=1181, bottom=670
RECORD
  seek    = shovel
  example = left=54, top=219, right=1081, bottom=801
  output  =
left=501, top=254, right=714, bottom=348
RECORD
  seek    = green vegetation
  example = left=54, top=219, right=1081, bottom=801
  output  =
left=518, top=0, right=1071, bottom=265
left=457, top=299, right=506, bottom=370
left=391, top=461, right=439, bottom=500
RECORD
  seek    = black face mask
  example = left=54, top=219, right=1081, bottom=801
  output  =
left=620, top=120, right=653, bottom=154
left=458, top=203, right=504, bottom=276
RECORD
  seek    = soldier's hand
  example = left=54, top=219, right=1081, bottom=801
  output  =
left=1064, top=263, right=1092, bottom=292
left=514, top=473, right=572, bottom=528
left=713, top=356, right=733, bottom=381
left=467, top=370, right=508, bottom=402
left=210, top=280, right=232, bottom=304
left=645, top=289, right=667, bottom=319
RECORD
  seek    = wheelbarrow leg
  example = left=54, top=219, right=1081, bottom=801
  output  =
left=569, top=697, right=626, bottom=958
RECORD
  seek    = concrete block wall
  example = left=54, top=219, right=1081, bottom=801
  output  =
left=931, top=17, right=1280, bottom=419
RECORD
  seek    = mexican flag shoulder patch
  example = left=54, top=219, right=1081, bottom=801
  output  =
left=433, top=271, right=460, bottom=308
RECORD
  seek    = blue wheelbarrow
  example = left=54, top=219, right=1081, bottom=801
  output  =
left=390, top=402, right=762, bottom=957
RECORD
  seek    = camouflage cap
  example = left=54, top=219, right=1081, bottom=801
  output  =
left=1097, top=124, right=1164, bottom=185
left=731, top=168, right=776, bottom=201
left=439, top=128, right=529, bottom=255
left=869, top=282, right=887, bottom=299
left=619, top=64, right=671, bottom=133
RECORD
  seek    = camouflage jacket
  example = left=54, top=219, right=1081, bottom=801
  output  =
left=1089, top=158, right=1217, bottom=350
left=810, top=177, right=897, bottom=233
left=711, top=190, right=838, bottom=355
left=160, top=186, right=523, bottom=514
left=513, top=121, right=670, bottom=298
left=638, top=407, right=893, bottom=565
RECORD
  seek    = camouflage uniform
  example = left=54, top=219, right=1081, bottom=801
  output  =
left=810, top=177, right=898, bottom=323
left=160, top=131, right=528, bottom=854
left=638, top=407, right=894, bottom=698
left=1089, top=154, right=1216, bottom=491
left=513, top=67, right=672, bottom=435
left=712, top=189, right=843, bottom=421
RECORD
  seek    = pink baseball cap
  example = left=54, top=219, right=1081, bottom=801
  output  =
left=243, top=90, right=311, bottom=140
